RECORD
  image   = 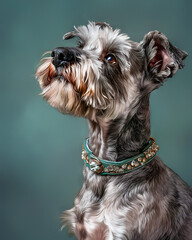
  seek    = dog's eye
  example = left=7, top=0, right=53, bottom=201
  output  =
left=105, top=54, right=116, bottom=64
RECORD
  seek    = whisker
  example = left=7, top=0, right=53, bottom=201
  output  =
left=39, top=85, right=51, bottom=95
left=42, top=51, right=52, bottom=57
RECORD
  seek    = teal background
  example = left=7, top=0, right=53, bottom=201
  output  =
left=1, top=0, right=192, bottom=239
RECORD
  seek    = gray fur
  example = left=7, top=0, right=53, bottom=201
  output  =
left=36, top=22, right=191, bottom=240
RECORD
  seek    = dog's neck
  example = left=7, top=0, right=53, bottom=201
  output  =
left=88, top=95, right=151, bottom=162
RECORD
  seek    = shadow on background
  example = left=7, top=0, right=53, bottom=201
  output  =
left=1, top=0, right=192, bottom=239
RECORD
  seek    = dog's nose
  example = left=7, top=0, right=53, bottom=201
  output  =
left=51, top=47, right=76, bottom=68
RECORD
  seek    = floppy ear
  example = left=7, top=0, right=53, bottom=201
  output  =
left=141, top=31, right=188, bottom=91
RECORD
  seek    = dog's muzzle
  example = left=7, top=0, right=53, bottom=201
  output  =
left=51, top=47, right=81, bottom=68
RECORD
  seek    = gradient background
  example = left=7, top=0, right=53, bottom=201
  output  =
left=1, top=0, right=192, bottom=239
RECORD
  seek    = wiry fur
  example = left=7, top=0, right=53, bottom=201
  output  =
left=36, top=22, right=192, bottom=239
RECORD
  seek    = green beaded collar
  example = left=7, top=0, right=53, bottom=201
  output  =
left=81, top=137, right=159, bottom=176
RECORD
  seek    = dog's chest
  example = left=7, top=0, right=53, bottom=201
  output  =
left=74, top=181, right=155, bottom=239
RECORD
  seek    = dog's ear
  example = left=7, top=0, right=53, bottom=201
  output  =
left=140, top=31, right=188, bottom=91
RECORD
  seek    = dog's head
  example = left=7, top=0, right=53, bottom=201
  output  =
left=36, top=22, right=187, bottom=121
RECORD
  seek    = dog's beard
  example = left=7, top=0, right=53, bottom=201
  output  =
left=36, top=55, right=118, bottom=119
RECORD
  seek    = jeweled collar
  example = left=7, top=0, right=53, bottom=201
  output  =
left=81, top=137, right=159, bottom=176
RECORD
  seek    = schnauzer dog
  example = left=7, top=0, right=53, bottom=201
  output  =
left=36, top=22, right=192, bottom=240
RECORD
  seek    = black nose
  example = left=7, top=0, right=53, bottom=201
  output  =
left=51, top=47, right=77, bottom=68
